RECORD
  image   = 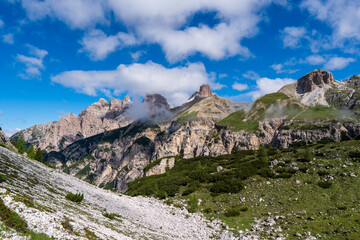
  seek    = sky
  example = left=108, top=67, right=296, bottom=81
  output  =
left=0, top=0, right=360, bottom=136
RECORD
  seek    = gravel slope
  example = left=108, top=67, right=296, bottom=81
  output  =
left=0, top=147, right=234, bottom=239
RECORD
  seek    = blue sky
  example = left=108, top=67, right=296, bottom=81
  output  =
left=0, top=0, right=359, bottom=136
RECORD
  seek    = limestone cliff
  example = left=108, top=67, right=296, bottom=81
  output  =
left=11, top=96, right=132, bottom=152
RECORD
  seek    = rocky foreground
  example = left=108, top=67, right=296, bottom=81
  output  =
left=0, top=146, right=253, bottom=239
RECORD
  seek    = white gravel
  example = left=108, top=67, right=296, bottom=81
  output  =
left=0, top=147, right=237, bottom=239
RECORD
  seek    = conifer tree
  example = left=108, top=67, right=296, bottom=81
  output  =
left=16, top=135, right=26, bottom=154
left=34, top=148, right=43, bottom=162
left=26, top=144, right=35, bottom=159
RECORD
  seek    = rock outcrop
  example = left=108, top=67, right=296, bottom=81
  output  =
left=11, top=96, right=132, bottom=152
left=0, top=129, right=16, bottom=150
left=296, top=69, right=334, bottom=94
left=188, top=84, right=213, bottom=100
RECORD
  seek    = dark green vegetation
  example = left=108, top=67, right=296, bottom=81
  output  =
left=0, top=198, right=52, bottom=239
left=128, top=140, right=360, bottom=239
left=10, top=135, right=55, bottom=169
left=65, top=192, right=84, bottom=203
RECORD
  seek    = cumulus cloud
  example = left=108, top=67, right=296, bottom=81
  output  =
left=271, top=63, right=298, bottom=74
left=51, top=61, right=220, bottom=105
left=19, top=0, right=287, bottom=62
left=232, top=83, right=249, bottom=91
left=242, top=70, right=259, bottom=80
left=324, top=56, right=355, bottom=70
left=80, top=29, right=138, bottom=61
left=281, top=26, right=306, bottom=48
left=247, top=77, right=296, bottom=100
left=2, top=33, right=14, bottom=44
left=301, top=0, right=360, bottom=45
left=303, top=54, right=326, bottom=65
left=16, top=44, right=48, bottom=79
left=21, top=0, right=107, bottom=29
left=296, top=54, right=355, bottom=70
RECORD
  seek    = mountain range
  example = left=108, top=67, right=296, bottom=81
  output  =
left=8, top=69, right=360, bottom=192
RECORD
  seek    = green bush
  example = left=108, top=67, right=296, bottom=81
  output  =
left=224, top=208, right=240, bottom=217
left=187, top=195, right=198, bottom=213
left=0, top=174, right=6, bottom=183
left=65, top=192, right=84, bottom=203
left=103, top=212, right=117, bottom=220
left=317, top=170, right=329, bottom=176
left=210, top=178, right=243, bottom=194
left=318, top=181, right=332, bottom=189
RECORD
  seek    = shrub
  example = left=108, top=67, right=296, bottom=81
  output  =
left=103, top=212, right=116, bottom=220
left=65, top=192, right=84, bottom=203
left=317, top=170, right=329, bottom=176
left=187, top=195, right=198, bottom=213
left=318, top=181, right=332, bottom=189
left=0, top=174, right=6, bottom=183
left=224, top=208, right=240, bottom=217
left=210, top=178, right=243, bottom=194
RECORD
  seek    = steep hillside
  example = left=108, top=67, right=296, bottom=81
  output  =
left=127, top=140, right=360, bottom=239
left=0, top=146, right=235, bottom=239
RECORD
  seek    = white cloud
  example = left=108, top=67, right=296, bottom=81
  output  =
left=247, top=77, right=296, bottom=100
left=2, top=33, right=14, bottom=44
left=242, top=70, right=259, bottom=80
left=80, top=29, right=138, bottom=61
left=16, top=45, right=48, bottom=79
left=4, top=128, right=21, bottom=137
left=21, top=0, right=107, bottom=29
left=281, top=26, right=306, bottom=48
left=130, top=51, right=145, bottom=62
left=0, top=19, right=4, bottom=28
left=0, top=110, right=3, bottom=115
left=51, top=61, right=220, bottom=105
left=271, top=63, right=298, bottom=74
left=232, top=82, right=249, bottom=91
left=19, top=0, right=286, bottom=62
left=303, top=54, right=326, bottom=65
left=324, top=56, right=355, bottom=70
left=301, top=0, right=360, bottom=45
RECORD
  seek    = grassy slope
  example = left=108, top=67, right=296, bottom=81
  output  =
left=217, top=93, right=303, bottom=132
left=128, top=140, right=360, bottom=239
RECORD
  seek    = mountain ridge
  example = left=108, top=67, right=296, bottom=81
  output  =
left=10, top=69, right=360, bottom=192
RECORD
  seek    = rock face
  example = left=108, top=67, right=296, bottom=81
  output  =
left=296, top=69, right=334, bottom=94
left=188, top=84, right=213, bottom=100
left=0, top=129, right=16, bottom=150
left=11, top=96, right=132, bottom=152
left=143, top=94, right=171, bottom=114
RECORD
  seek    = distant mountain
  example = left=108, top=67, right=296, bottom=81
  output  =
left=12, top=70, right=360, bottom=192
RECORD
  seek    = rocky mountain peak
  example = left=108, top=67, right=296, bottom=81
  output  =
left=98, top=98, right=109, bottom=106
left=199, top=84, right=213, bottom=97
left=296, top=69, right=334, bottom=94
left=123, top=95, right=131, bottom=102
left=143, top=94, right=170, bottom=112
left=188, top=84, right=213, bottom=101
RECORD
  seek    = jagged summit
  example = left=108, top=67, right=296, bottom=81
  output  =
left=188, top=84, right=213, bottom=101
left=296, top=69, right=334, bottom=94
left=143, top=94, right=171, bottom=112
